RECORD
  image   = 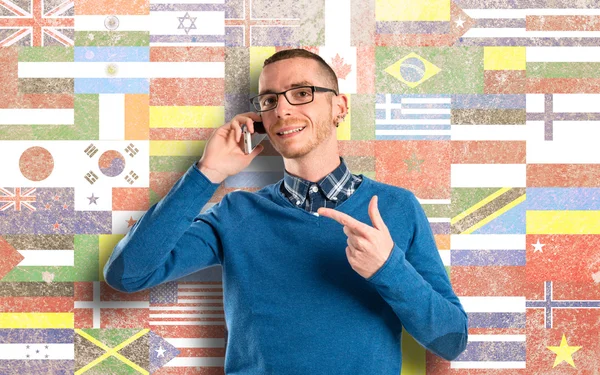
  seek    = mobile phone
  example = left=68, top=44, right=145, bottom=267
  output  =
left=242, top=122, right=268, bottom=155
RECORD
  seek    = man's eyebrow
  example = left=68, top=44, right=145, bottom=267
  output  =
left=259, top=80, right=313, bottom=95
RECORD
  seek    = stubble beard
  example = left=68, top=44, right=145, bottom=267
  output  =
left=273, top=115, right=334, bottom=159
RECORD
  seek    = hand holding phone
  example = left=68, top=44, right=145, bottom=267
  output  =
left=197, top=112, right=266, bottom=183
left=242, top=122, right=268, bottom=155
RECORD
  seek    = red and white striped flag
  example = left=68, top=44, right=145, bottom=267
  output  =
left=149, top=281, right=227, bottom=373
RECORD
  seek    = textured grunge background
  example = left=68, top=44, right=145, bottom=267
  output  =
left=1, top=0, right=600, bottom=373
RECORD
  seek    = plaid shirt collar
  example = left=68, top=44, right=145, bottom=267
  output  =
left=280, top=156, right=361, bottom=207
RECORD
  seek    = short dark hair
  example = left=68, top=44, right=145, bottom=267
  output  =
left=262, top=48, right=339, bottom=94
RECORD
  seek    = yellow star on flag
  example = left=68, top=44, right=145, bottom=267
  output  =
left=546, top=333, right=582, bottom=368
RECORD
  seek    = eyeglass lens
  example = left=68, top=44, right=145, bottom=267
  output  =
left=254, top=87, right=313, bottom=111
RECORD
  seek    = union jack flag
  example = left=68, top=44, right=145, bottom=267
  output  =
left=0, top=0, right=74, bottom=47
left=0, top=187, right=37, bottom=211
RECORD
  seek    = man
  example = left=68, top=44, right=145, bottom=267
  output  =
left=104, top=48, right=468, bottom=374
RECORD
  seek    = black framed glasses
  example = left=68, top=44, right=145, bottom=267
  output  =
left=249, top=85, right=338, bottom=112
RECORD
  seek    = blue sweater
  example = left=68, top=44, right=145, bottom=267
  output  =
left=103, top=162, right=468, bottom=374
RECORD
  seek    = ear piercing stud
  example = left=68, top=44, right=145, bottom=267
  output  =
left=335, top=114, right=346, bottom=127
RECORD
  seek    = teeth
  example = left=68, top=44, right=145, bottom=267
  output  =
left=278, top=127, right=304, bottom=135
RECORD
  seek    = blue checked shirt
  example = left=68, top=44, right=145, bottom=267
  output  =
left=280, top=156, right=363, bottom=214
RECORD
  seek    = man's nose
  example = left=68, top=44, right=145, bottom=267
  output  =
left=275, top=93, right=294, bottom=117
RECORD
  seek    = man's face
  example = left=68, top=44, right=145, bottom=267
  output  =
left=258, top=57, right=337, bottom=159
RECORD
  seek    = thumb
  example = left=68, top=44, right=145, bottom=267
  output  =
left=369, top=195, right=386, bottom=231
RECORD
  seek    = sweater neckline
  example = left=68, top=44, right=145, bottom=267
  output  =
left=271, top=173, right=372, bottom=220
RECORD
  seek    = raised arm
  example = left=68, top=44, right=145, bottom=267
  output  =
left=104, top=111, right=267, bottom=293
left=103, top=162, right=226, bottom=293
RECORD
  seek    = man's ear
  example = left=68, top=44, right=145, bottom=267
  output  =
left=334, top=93, right=349, bottom=118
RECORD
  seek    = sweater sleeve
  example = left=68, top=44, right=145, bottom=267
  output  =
left=103, top=162, right=225, bottom=293
left=365, top=191, right=468, bottom=361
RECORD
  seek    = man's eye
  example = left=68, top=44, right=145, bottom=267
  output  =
left=294, top=90, right=311, bottom=97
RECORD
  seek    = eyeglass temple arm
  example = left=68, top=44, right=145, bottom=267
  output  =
left=314, top=86, right=338, bottom=95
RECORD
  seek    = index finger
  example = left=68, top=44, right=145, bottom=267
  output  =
left=238, top=113, right=262, bottom=134
left=243, top=111, right=261, bottom=118
left=317, top=207, right=372, bottom=234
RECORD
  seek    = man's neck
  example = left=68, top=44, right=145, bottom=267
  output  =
left=283, top=153, right=341, bottom=183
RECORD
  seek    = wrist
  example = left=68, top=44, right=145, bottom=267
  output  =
left=196, top=161, right=227, bottom=184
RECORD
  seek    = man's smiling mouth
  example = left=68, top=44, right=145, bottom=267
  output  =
left=277, top=126, right=306, bottom=136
